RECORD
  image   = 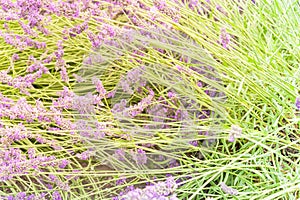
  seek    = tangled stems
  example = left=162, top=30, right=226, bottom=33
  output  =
left=1, top=0, right=300, bottom=199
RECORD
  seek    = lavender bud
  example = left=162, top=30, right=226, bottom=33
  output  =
left=220, top=182, right=238, bottom=195
left=228, top=125, right=242, bottom=142
left=295, top=96, right=300, bottom=110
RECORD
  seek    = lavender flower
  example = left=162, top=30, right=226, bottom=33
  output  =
left=295, top=96, right=300, bottom=110
left=220, top=182, right=238, bottom=195
left=147, top=103, right=167, bottom=123
left=131, top=149, right=147, bottom=165
left=219, top=28, right=230, bottom=49
left=119, top=176, right=178, bottom=200
left=48, top=174, right=70, bottom=191
left=6, top=192, right=47, bottom=200
left=58, top=159, right=69, bottom=169
left=72, top=93, right=95, bottom=115
left=127, top=90, right=155, bottom=118
left=76, top=150, right=95, bottom=160
left=12, top=53, right=19, bottom=61
left=54, top=40, right=64, bottom=59
left=0, top=148, right=62, bottom=181
left=0, top=123, right=27, bottom=146
left=153, top=0, right=180, bottom=22
left=228, top=125, right=242, bottom=142
left=119, top=66, right=147, bottom=94
left=52, top=191, right=62, bottom=200
left=27, top=148, right=36, bottom=159
left=111, top=99, right=128, bottom=116
left=114, top=148, right=126, bottom=161
left=0, top=70, right=37, bottom=95
left=0, top=32, right=46, bottom=50
left=69, top=21, right=88, bottom=37
left=73, top=73, right=85, bottom=83
left=116, top=176, right=126, bottom=185
left=92, top=77, right=106, bottom=97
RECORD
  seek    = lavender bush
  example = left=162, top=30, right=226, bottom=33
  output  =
left=0, top=0, right=299, bottom=199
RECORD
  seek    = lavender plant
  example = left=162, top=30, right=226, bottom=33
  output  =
left=1, top=0, right=300, bottom=199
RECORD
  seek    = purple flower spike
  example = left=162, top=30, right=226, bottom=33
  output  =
left=114, top=148, right=126, bottom=161
left=131, top=149, right=147, bottom=165
left=228, top=125, right=242, bottom=142
left=52, top=191, right=62, bottom=200
left=295, top=96, right=300, bottom=110
left=220, top=28, right=230, bottom=49
left=119, top=176, right=178, bottom=199
left=220, top=182, right=238, bottom=195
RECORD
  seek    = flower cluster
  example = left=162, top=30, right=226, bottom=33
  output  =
left=153, top=0, right=181, bottom=23
left=0, top=32, right=46, bottom=51
left=76, top=149, right=96, bottom=161
left=48, top=174, right=70, bottom=191
left=92, top=77, right=107, bottom=98
left=219, top=28, right=230, bottom=49
left=117, top=176, right=178, bottom=200
left=0, top=71, right=34, bottom=95
left=5, top=192, right=47, bottom=200
left=75, top=119, right=106, bottom=139
left=295, top=96, right=300, bottom=110
left=0, top=93, right=77, bottom=136
left=112, top=89, right=154, bottom=118
left=119, top=66, right=147, bottom=95
left=86, top=24, right=117, bottom=48
left=3, top=190, right=62, bottom=200
left=0, top=148, right=68, bottom=181
left=220, top=182, right=238, bottom=195
left=130, top=148, right=147, bottom=165
left=228, top=125, right=242, bottom=142
left=68, top=20, right=89, bottom=37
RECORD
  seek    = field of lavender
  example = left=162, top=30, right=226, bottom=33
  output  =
left=1, top=0, right=300, bottom=199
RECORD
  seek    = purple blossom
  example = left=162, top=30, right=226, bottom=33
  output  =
left=27, top=148, right=36, bottom=159
left=295, top=96, right=300, bottom=110
left=228, top=125, right=242, bottom=142
left=69, top=21, right=89, bottom=37
left=116, top=176, right=126, bottom=185
left=73, top=73, right=85, bottom=83
left=220, top=28, right=230, bottom=49
left=0, top=70, right=36, bottom=95
left=131, top=149, right=147, bottom=165
left=12, top=53, right=19, bottom=61
left=189, top=140, right=198, bottom=147
left=76, top=150, right=95, bottom=160
left=0, top=123, right=27, bottom=146
left=60, top=66, right=69, bottom=82
left=220, top=182, right=238, bottom=195
left=6, top=192, right=46, bottom=200
left=126, top=89, right=155, bottom=118
left=0, top=32, right=46, bottom=50
left=52, top=191, right=62, bottom=200
left=114, top=148, right=126, bottom=161
left=27, top=59, right=48, bottom=73
left=0, top=148, right=61, bottom=181
left=92, top=77, right=106, bottom=97
left=169, top=159, right=180, bottom=168
left=48, top=175, right=70, bottom=191
left=147, top=103, right=167, bottom=123
left=119, top=66, right=147, bottom=94
left=59, top=159, right=69, bottom=169
left=72, top=93, right=95, bottom=115
left=111, top=99, right=128, bottom=115
left=16, top=192, right=26, bottom=199
left=54, top=40, right=64, bottom=59
left=216, top=5, right=228, bottom=16
left=119, top=176, right=178, bottom=199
